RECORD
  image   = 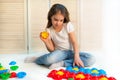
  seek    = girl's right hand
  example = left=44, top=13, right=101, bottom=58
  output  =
left=40, top=32, right=50, bottom=42
left=40, top=32, right=55, bottom=52
left=73, top=54, right=84, bottom=67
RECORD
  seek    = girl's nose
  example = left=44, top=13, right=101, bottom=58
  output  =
left=56, top=21, right=60, bottom=25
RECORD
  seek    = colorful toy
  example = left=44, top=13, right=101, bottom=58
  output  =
left=9, top=61, right=16, bottom=65
left=0, top=61, right=27, bottom=80
left=17, top=72, right=27, bottom=78
left=0, top=73, right=11, bottom=80
left=0, top=69, right=9, bottom=74
left=40, top=31, right=49, bottom=39
left=0, top=64, right=9, bottom=74
left=10, top=66, right=19, bottom=71
left=47, top=66, right=116, bottom=80
left=0, top=65, right=10, bottom=79
left=10, top=72, right=17, bottom=78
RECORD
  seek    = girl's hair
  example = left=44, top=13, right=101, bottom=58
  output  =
left=46, top=3, right=70, bottom=28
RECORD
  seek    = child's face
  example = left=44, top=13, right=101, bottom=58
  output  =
left=51, top=12, right=64, bottom=28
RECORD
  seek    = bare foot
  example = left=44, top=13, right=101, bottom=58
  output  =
left=49, top=61, right=64, bottom=69
left=24, top=56, right=37, bottom=63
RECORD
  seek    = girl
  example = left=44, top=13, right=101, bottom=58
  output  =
left=25, top=3, right=95, bottom=69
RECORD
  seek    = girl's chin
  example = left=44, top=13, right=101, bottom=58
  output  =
left=53, top=26, right=58, bottom=28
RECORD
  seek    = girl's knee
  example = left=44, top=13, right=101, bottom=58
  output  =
left=34, top=57, right=42, bottom=65
left=84, top=55, right=96, bottom=67
left=45, top=56, right=57, bottom=64
left=35, top=56, right=56, bottom=66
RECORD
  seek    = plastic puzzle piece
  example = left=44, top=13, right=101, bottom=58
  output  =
left=10, top=72, right=17, bottom=78
left=17, top=72, right=27, bottom=78
left=99, top=76, right=108, bottom=80
left=0, top=61, right=27, bottom=79
left=10, top=66, right=19, bottom=71
left=0, top=64, right=2, bottom=68
left=56, top=71, right=64, bottom=76
left=9, top=61, right=16, bottom=65
left=108, top=77, right=116, bottom=80
left=47, top=66, right=117, bottom=80
left=0, top=73, right=11, bottom=79
left=0, top=67, right=6, bottom=70
left=68, top=78, right=74, bottom=80
left=75, top=73, right=85, bottom=79
left=0, top=69, right=9, bottom=74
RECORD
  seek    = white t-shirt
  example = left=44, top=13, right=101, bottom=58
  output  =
left=47, top=22, right=74, bottom=50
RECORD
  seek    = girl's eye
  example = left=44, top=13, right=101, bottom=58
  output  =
left=53, top=17, right=63, bottom=22
left=54, top=18, right=58, bottom=21
left=60, top=20, right=63, bottom=22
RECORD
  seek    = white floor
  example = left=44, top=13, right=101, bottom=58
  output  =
left=0, top=51, right=119, bottom=80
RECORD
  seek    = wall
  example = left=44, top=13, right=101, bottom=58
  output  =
left=0, top=0, right=104, bottom=53
left=0, top=0, right=26, bottom=53
left=80, top=0, right=103, bottom=52
left=28, top=0, right=103, bottom=53
left=102, top=0, right=120, bottom=64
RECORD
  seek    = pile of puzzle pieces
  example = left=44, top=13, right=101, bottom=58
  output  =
left=47, top=66, right=116, bottom=80
left=0, top=61, right=26, bottom=80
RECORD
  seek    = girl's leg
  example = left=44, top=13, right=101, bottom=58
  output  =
left=80, top=52, right=96, bottom=67
left=48, top=50, right=72, bottom=69
left=64, top=51, right=96, bottom=67
left=34, top=50, right=68, bottom=66
left=64, top=50, right=74, bottom=66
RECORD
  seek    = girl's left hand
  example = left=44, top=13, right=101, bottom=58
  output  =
left=73, top=56, right=84, bottom=67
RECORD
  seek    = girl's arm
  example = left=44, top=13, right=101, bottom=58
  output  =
left=44, top=39, right=55, bottom=52
left=69, top=31, right=84, bottom=67
left=40, top=32, right=55, bottom=52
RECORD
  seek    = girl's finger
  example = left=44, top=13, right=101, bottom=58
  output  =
left=80, top=63, right=84, bottom=67
left=73, top=62, right=75, bottom=67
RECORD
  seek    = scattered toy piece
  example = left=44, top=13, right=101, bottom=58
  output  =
left=0, top=61, right=27, bottom=80
left=0, top=73, right=11, bottom=80
left=10, top=72, right=17, bottom=78
left=17, top=72, right=27, bottom=78
left=9, top=61, right=16, bottom=65
left=10, top=66, right=19, bottom=71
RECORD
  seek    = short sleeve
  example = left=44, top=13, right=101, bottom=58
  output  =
left=46, top=28, right=50, bottom=33
left=66, top=22, right=74, bottom=33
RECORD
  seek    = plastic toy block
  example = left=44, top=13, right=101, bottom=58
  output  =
left=68, top=78, right=74, bottom=80
left=10, top=66, right=19, bottom=71
left=9, top=61, right=16, bottom=65
left=99, top=76, right=108, bottom=80
left=0, top=67, right=6, bottom=70
left=75, top=73, right=85, bottom=79
left=17, top=72, right=27, bottom=78
left=91, top=76, right=99, bottom=80
left=0, top=73, right=11, bottom=79
left=0, top=69, right=9, bottom=74
left=0, top=64, right=2, bottom=68
left=47, top=66, right=117, bottom=80
left=10, top=72, right=17, bottom=78
left=0, top=61, right=27, bottom=80
left=56, top=71, right=64, bottom=76
left=72, top=67, right=79, bottom=71
left=99, top=69, right=107, bottom=76
left=108, top=77, right=116, bottom=80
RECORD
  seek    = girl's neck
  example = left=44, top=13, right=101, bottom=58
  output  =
left=53, top=25, right=63, bottom=32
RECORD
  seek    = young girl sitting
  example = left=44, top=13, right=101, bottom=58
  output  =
left=25, top=3, right=95, bottom=69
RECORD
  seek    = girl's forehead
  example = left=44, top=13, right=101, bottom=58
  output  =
left=53, top=13, right=64, bottom=19
left=54, top=11, right=64, bottom=16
